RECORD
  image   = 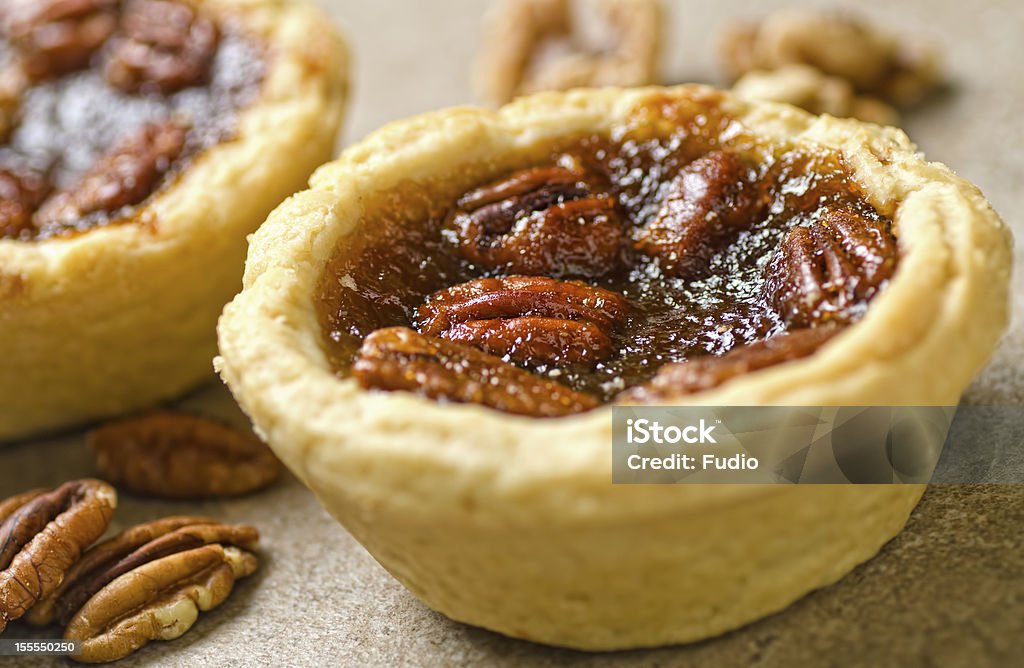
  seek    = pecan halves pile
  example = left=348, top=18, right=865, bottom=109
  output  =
left=0, top=165, right=51, bottom=238
left=87, top=410, right=282, bottom=499
left=64, top=542, right=258, bottom=663
left=765, top=206, right=898, bottom=327
left=27, top=516, right=257, bottom=627
left=620, top=325, right=839, bottom=401
left=2, top=0, right=119, bottom=80
left=720, top=10, right=941, bottom=107
left=475, top=0, right=662, bottom=106
left=633, top=151, right=766, bottom=279
left=104, top=0, right=220, bottom=94
left=447, top=163, right=625, bottom=278
left=417, top=276, right=630, bottom=367
left=0, top=480, right=117, bottom=633
left=354, top=327, right=600, bottom=417
left=33, top=120, right=187, bottom=231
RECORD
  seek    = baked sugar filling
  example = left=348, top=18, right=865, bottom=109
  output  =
left=317, top=95, right=899, bottom=417
left=0, top=0, right=264, bottom=240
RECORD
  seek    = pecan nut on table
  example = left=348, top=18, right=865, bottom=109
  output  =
left=87, top=410, right=282, bottom=500
left=0, top=482, right=260, bottom=664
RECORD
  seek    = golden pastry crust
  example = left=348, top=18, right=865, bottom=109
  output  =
left=216, top=86, right=1011, bottom=650
left=0, top=0, right=348, bottom=442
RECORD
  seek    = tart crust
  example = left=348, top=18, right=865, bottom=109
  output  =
left=0, top=0, right=348, bottom=441
left=216, top=86, right=1011, bottom=649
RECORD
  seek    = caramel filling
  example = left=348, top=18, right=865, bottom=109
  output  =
left=317, top=94, right=899, bottom=414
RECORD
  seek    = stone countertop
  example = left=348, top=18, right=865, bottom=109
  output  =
left=3, top=0, right=1023, bottom=666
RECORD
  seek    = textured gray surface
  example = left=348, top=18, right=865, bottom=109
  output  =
left=2, top=0, right=1023, bottom=666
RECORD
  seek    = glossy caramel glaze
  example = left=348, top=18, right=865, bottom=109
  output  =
left=318, top=97, right=898, bottom=405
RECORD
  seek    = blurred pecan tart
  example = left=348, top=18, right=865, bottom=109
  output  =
left=0, top=0, right=348, bottom=441
left=216, top=87, right=1010, bottom=650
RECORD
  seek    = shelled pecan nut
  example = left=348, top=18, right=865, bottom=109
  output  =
left=620, top=326, right=838, bottom=401
left=445, top=163, right=626, bottom=277
left=103, top=0, right=220, bottom=94
left=3, top=0, right=119, bottom=80
left=87, top=410, right=282, bottom=499
left=765, top=206, right=898, bottom=327
left=0, top=165, right=51, bottom=238
left=633, top=150, right=766, bottom=279
left=0, top=480, right=117, bottom=633
left=34, top=120, right=187, bottom=230
left=720, top=10, right=941, bottom=107
left=354, top=327, right=600, bottom=417
left=26, top=515, right=259, bottom=626
left=416, top=275, right=630, bottom=366
left=64, top=543, right=258, bottom=664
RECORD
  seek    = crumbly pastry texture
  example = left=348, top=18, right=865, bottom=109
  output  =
left=217, top=86, right=1011, bottom=650
left=0, top=0, right=348, bottom=441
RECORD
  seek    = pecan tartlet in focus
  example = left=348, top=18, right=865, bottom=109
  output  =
left=0, top=0, right=348, bottom=441
left=216, top=87, right=1011, bottom=649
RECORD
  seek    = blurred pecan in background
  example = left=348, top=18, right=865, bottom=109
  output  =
left=731, top=64, right=900, bottom=126
left=632, top=150, right=766, bottom=279
left=34, top=120, right=187, bottom=232
left=64, top=542, right=258, bottom=663
left=87, top=410, right=282, bottom=499
left=476, top=0, right=662, bottom=106
left=104, top=0, right=220, bottom=94
left=417, top=275, right=629, bottom=367
left=354, top=327, right=600, bottom=417
left=720, top=11, right=942, bottom=108
left=446, top=162, right=625, bottom=277
left=2, top=0, right=118, bottom=80
left=0, top=479, right=116, bottom=633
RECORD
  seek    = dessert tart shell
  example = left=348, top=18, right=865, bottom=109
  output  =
left=0, top=0, right=349, bottom=442
left=216, top=86, right=1011, bottom=650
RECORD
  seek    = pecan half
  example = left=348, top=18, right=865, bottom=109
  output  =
left=87, top=410, right=282, bottom=499
left=354, top=327, right=600, bottom=417
left=620, top=326, right=838, bottom=401
left=0, top=480, right=117, bottom=633
left=104, top=0, right=220, bottom=94
left=416, top=276, right=629, bottom=366
left=765, top=206, right=898, bottom=327
left=64, top=543, right=258, bottom=663
left=633, top=151, right=766, bottom=279
left=0, top=165, right=51, bottom=238
left=27, top=516, right=258, bottom=627
left=3, top=0, right=118, bottom=80
left=34, top=121, right=187, bottom=230
left=446, top=163, right=625, bottom=278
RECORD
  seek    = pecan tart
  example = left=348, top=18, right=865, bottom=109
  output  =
left=216, top=87, right=1011, bottom=649
left=0, top=0, right=348, bottom=441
